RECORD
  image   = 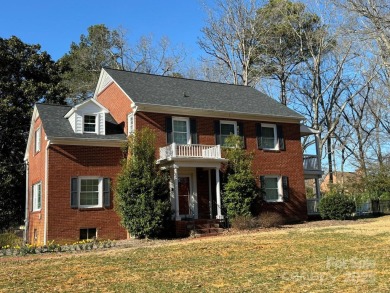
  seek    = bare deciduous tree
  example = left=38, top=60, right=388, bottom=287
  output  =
left=198, top=0, right=261, bottom=85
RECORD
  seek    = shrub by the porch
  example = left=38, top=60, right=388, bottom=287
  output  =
left=222, top=135, right=259, bottom=220
left=318, top=193, right=355, bottom=220
left=115, top=128, right=171, bottom=238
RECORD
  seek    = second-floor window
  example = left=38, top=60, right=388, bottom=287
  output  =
left=172, top=117, right=190, bottom=144
left=257, top=123, right=285, bottom=151
left=35, top=127, right=41, bottom=153
left=261, top=123, right=277, bottom=149
left=83, top=115, right=96, bottom=133
left=32, top=182, right=42, bottom=211
left=220, top=121, right=237, bottom=146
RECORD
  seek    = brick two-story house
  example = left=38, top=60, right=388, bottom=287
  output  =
left=24, top=68, right=322, bottom=244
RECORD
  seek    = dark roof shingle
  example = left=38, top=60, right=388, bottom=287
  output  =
left=36, top=103, right=126, bottom=140
left=105, top=68, right=303, bottom=120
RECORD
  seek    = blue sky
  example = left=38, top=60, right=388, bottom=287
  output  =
left=0, top=0, right=209, bottom=61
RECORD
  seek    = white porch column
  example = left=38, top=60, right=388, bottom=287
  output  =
left=173, top=165, right=181, bottom=221
left=215, top=167, right=224, bottom=219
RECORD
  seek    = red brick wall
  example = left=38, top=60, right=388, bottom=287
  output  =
left=136, top=112, right=307, bottom=221
left=27, top=117, right=47, bottom=244
left=96, top=82, right=133, bottom=134
left=46, top=145, right=127, bottom=244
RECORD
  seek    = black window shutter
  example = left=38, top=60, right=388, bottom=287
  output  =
left=103, top=178, right=111, bottom=208
left=166, top=117, right=173, bottom=144
left=277, top=125, right=285, bottom=151
left=214, top=120, right=221, bottom=145
left=190, top=119, right=198, bottom=144
left=282, top=176, right=289, bottom=201
left=260, top=176, right=265, bottom=199
left=256, top=123, right=263, bottom=150
left=71, top=177, right=78, bottom=208
left=237, top=122, right=246, bottom=148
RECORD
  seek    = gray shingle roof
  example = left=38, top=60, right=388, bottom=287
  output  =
left=105, top=68, right=303, bottom=120
left=36, top=103, right=126, bottom=140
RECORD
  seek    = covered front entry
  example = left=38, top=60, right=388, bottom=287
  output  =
left=157, top=143, right=228, bottom=231
left=169, top=166, right=224, bottom=221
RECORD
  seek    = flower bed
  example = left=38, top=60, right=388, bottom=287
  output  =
left=1, top=239, right=116, bottom=256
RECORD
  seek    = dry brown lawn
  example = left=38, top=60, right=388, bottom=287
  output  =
left=0, top=216, right=389, bottom=292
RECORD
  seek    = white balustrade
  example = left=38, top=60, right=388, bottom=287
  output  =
left=159, top=144, right=222, bottom=160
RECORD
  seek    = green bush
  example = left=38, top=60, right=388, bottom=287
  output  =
left=318, top=194, right=356, bottom=220
left=222, top=135, right=259, bottom=220
left=0, top=232, right=22, bottom=248
left=115, top=128, right=171, bottom=238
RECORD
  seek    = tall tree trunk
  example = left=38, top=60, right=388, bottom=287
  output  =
left=327, top=136, right=333, bottom=183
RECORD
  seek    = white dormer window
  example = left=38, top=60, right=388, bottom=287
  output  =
left=65, top=99, right=109, bottom=135
left=83, top=115, right=97, bottom=133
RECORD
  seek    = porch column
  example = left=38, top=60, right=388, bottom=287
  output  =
left=215, top=167, right=224, bottom=219
left=173, top=165, right=181, bottom=220
left=314, top=177, right=321, bottom=199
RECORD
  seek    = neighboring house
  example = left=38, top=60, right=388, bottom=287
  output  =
left=24, top=68, right=322, bottom=244
left=320, top=172, right=357, bottom=193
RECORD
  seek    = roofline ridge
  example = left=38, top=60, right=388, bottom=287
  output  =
left=103, top=67, right=253, bottom=88
left=36, top=102, right=71, bottom=107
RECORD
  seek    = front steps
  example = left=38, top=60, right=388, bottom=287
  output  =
left=186, top=219, right=224, bottom=238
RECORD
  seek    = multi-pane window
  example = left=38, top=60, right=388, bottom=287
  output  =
left=261, top=176, right=285, bottom=202
left=220, top=121, right=237, bottom=146
left=32, top=182, right=42, bottom=211
left=79, top=178, right=100, bottom=207
left=261, top=123, right=277, bottom=150
left=35, top=127, right=41, bottom=153
left=83, top=115, right=96, bottom=133
left=173, top=118, right=189, bottom=144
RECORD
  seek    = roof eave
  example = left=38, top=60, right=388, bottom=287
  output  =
left=48, top=137, right=127, bottom=147
left=135, top=103, right=303, bottom=123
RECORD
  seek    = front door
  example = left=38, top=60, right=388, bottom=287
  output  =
left=178, top=176, right=191, bottom=217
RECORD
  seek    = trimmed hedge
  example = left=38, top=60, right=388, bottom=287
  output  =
left=318, top=194, right=356, bottom=220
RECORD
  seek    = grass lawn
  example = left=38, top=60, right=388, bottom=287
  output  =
left=1, top=216, right=390, bottom=292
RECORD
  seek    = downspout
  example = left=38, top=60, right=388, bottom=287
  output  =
left=43, top=139, right=51, bottom=245
left=24, top=160, right=29, bottom=243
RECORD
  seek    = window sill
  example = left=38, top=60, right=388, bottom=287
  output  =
left=264, top=200, right=284, bottom=203
left=77, top=207, right=106, bottom=211
left=261, top=149, right=280, bottom=153
left=31, top=210, right=42, bottom=213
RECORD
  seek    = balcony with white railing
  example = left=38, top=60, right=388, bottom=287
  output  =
left=158, top=143, right=224, bottom=163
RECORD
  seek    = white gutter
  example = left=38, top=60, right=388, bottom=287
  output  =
left=23, top=160, right=29, bottom=243
left=43, top=139, right=50, bottom=245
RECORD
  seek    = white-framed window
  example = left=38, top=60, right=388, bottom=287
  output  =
left=35, top=127, right=41, bottom=153
left=127, top=113, right=135, bottom=135
left=32, top=182, right=42, bottom=211
left=262, top=176, right=283, bottom=202
left=80, top=228, right=97, bottom=240
left=261, top=123, right=278, bottom=150
left=172, top=117, right=190, bottom=144
left=79, top=177, right=103, bottom=208
left=83, top=115, right=97, bottom=133
left=220, top=120, right=237, bottom=146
